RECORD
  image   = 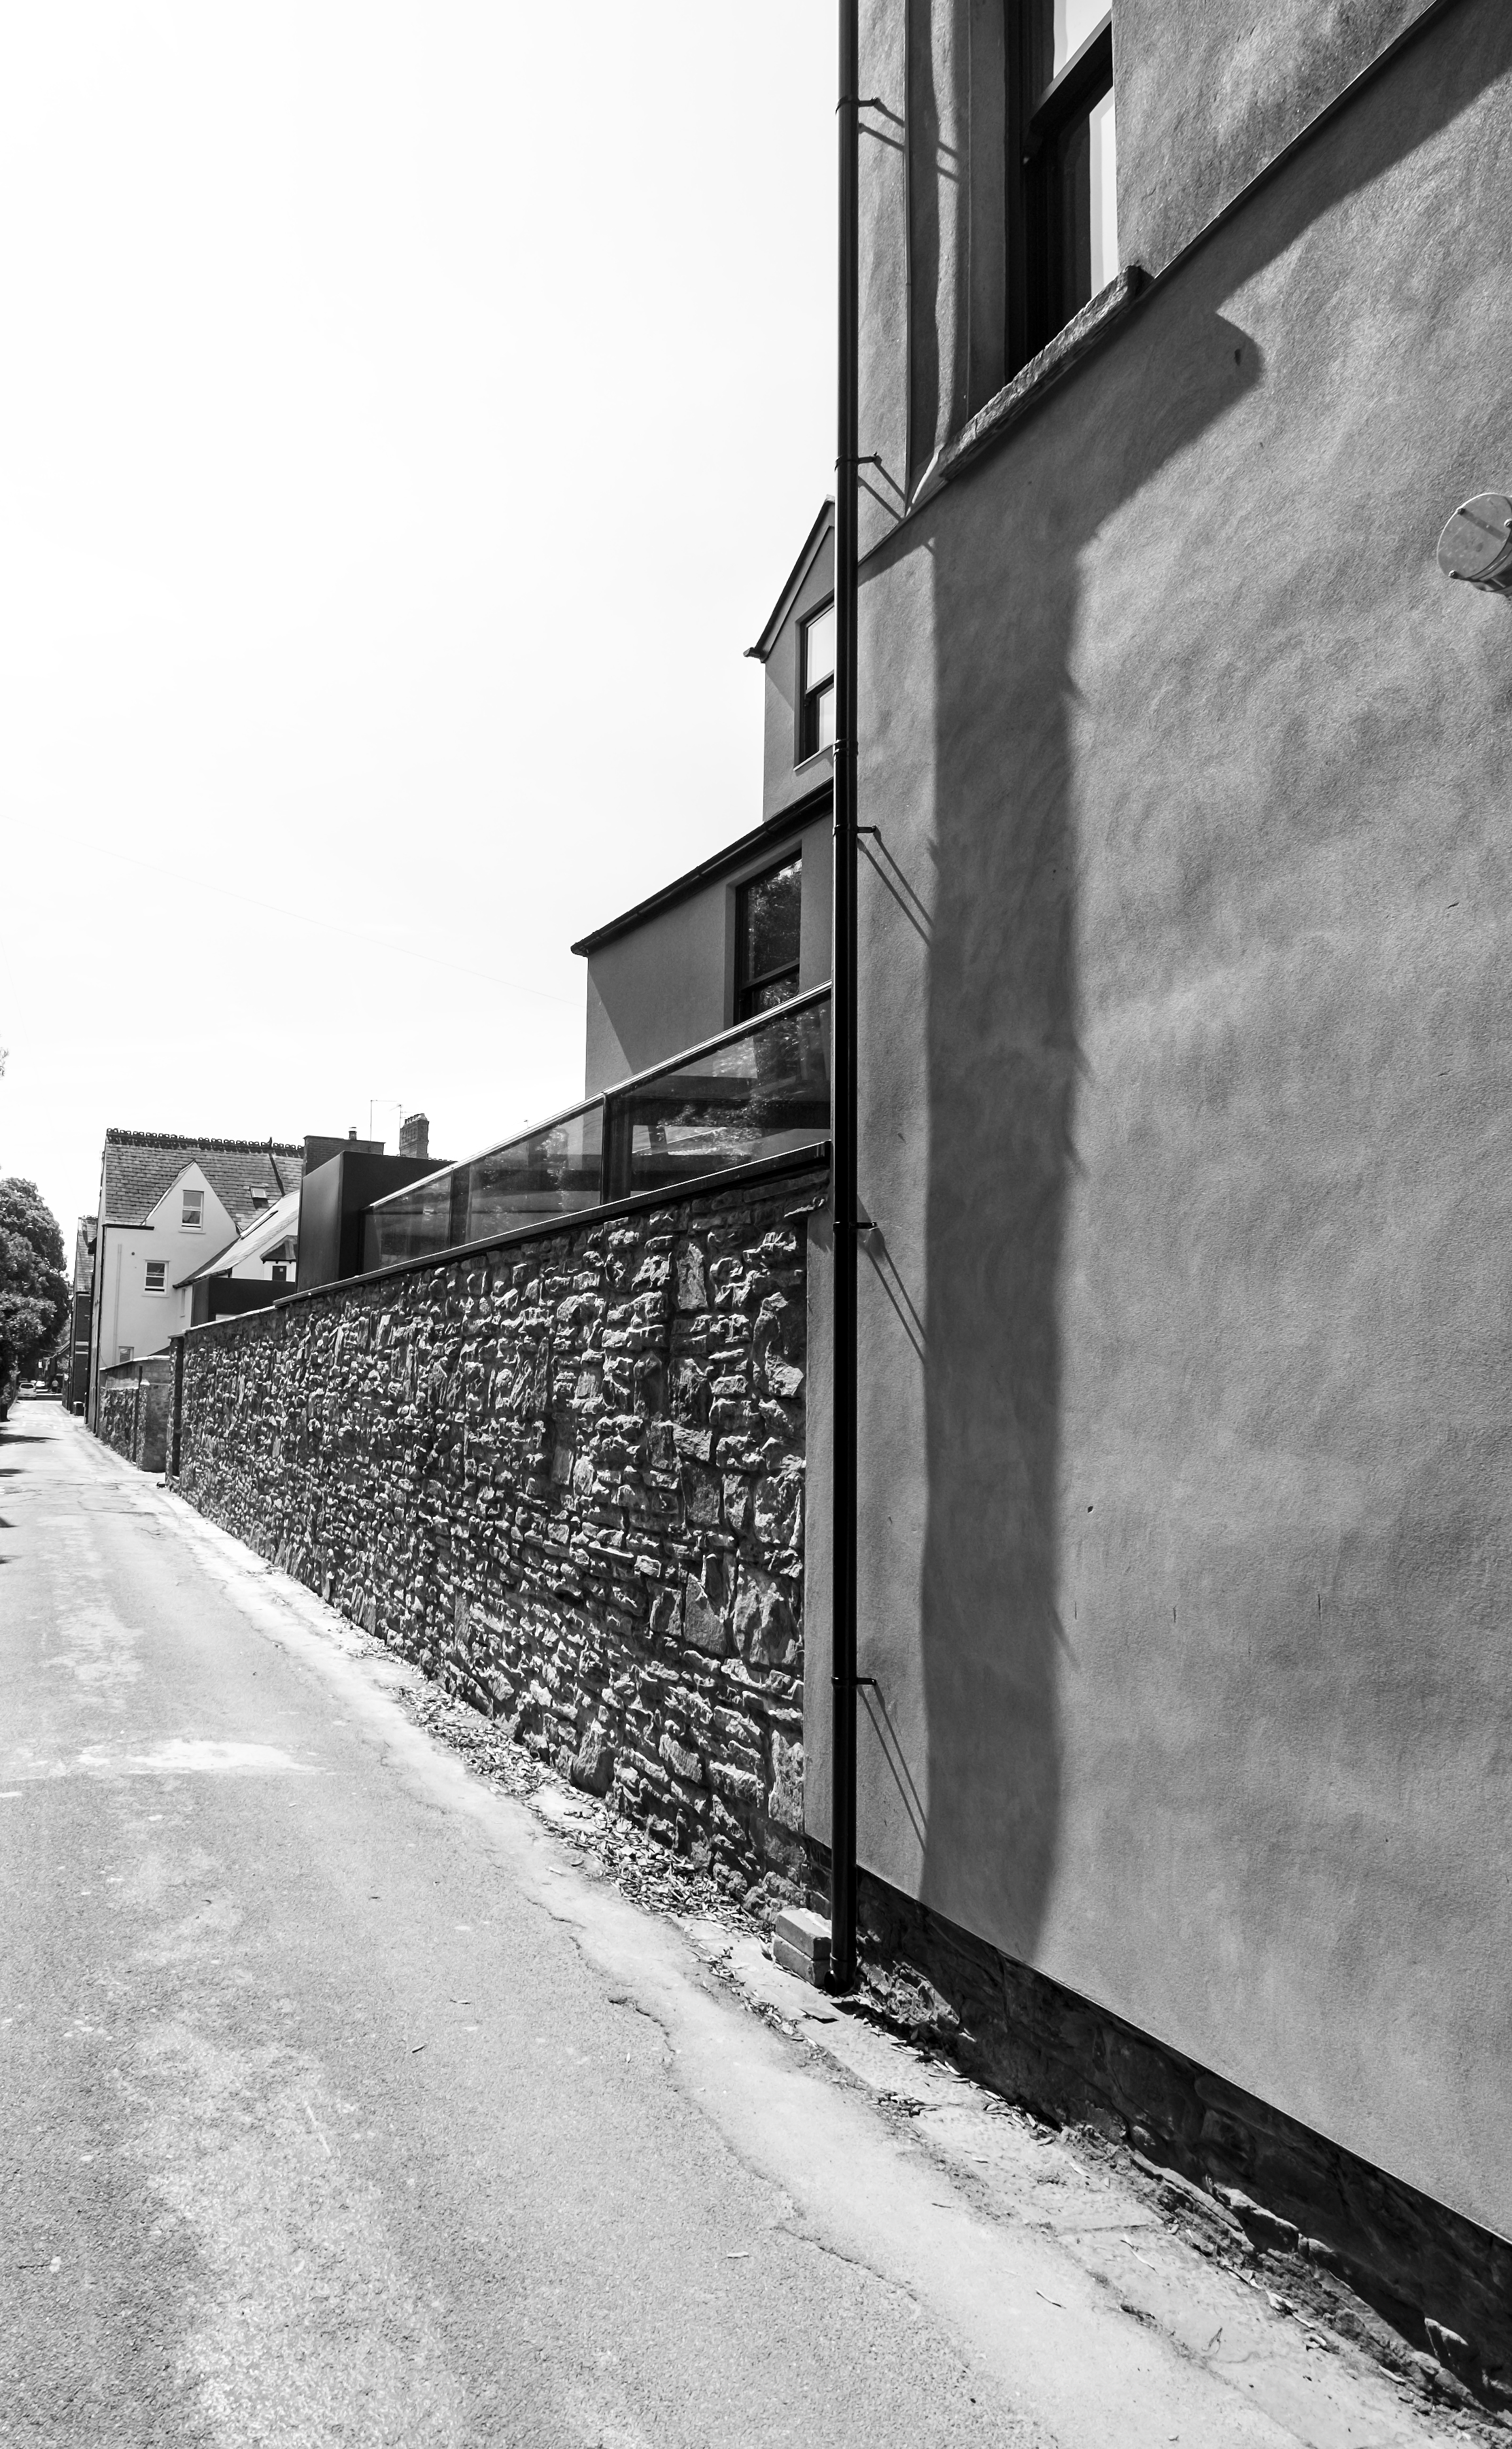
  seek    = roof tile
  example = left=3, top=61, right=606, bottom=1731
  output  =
left=101, top=1130, right=305, bottom=1237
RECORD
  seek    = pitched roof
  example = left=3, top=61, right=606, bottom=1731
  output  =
left=101, top=1130, right=305, bottom=1236
left=179, top=1187, right=300, bottom=1284
left=745, top=499, right=834, bottom=665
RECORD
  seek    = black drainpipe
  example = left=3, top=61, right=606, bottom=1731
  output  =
left=831, top=0, right=861, bottom=1992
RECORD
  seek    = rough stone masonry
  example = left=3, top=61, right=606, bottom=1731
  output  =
left=174, top=1169, right=823, bottom=1900
left=96, top=1355, right=173, bottom=1474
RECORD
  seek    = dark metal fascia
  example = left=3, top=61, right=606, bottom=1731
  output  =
left=570, top=782, right=834, bottom=956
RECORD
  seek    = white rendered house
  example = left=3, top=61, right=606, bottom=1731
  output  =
left=86, top=1130, right=303, bottom=1419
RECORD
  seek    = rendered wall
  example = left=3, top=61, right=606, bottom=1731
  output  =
left=175, top=1172, right=821, bottom=1897
left=92, top=1163, right=237, bottom=1388
left=1118, top=0, right=1439, bottom=275
left=585, top=890, right=732, bottom=1093
left=760, top=526, right=836, bottom=825
left=845, top=0, right=1512, bottom=2242
left=583, top=813, right=833, bottom=1092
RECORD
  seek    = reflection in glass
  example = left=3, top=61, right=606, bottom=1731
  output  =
left=362, top=992, right=832, bottom=1276
left=364, top=1174, right=451, bottom=1270
left=608, top=996, right=831, bottom=1200
left=1051, top=73, right=1117, bottom=322
left=804, top=602, right=836, bottom=689
left=1088, top=86, right=1118, bottom=294
left=466, top=1103, right=604, bottom=1242
left=365, top=1105, right=604, bottom=1271
left=744, top=856, right=801, bottom=979
left=800, top=600, right=836, bottom=760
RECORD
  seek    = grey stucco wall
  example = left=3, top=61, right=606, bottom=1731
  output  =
left=583, top=812, right=833, bottom=1093
left=1118, top=0, right=1439, bottom=277
left=855, top=1, right=1443, bottom=555
left=858, top=0, right=910, bottom=554
left=760, top=529, right=835, bottom=828
left=585, top=890, right=732, bottom=1092
left=851, top=0, right=1512, bottom=2241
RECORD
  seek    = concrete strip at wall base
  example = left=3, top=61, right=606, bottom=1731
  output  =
left=831, top=1863, right=1512, bottom=2409
left=173, top=1169, right=825, bottom=1905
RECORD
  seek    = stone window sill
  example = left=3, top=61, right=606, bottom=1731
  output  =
left=916, top=267, right=1146, bottom=504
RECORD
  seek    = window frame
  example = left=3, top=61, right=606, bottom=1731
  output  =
left=733, top=851, right=804, bottom=1026
left=797, top=597, right=836, bottom=767
left=144, top=1259, right=167, bottom=1295
left=180, top=1187, right=205, bottom=1230
left=1008, top=7, right=1115, bottom=373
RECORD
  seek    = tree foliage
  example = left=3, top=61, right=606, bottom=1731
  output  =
left=0, top=1178, right=69, bottom=1412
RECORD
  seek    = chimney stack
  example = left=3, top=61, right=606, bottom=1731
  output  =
left=400, top=1111, right=430, bottom=1161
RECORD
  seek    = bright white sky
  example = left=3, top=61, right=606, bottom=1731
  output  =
left=0, top=5, right=834, bottom=1249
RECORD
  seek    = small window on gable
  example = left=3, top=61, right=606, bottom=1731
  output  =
left=182, top=1188, right=204, bottom=1230
left=1014, top=5, right=1118, bottom=366
left=118, top=1344, right=133, bottom=1364
left=736, top=853, right=802, bottom=1023
left=145, top=1260, right=167, bottom=1294
left=799, top=600, right=836, bottom=763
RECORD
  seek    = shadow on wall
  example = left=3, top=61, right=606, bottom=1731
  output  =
left=904, top=0, right=947, bottom=494
left=911, top=9, right=1512, bottom=1961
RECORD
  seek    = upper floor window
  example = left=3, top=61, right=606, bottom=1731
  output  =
left=181, top=1189, right=204, bottom=1230
left=735, top=854, right=802, bottom=1022
left=144, top=1260, right=167, bottom=1294
left=799, top=601, right=835, bottom=763
left=1014, top=5, right=1117, bottom=366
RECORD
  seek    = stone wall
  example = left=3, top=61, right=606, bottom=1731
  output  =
left=96, top=1356, right=172, bottom=1472
left=175, top=1168, right=823, bottom=1901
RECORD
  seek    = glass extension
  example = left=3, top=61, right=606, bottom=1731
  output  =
left=364, top=988, right=831, bottom=1274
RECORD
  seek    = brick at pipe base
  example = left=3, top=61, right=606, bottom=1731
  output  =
left=774, top=1906, right=831, bottom=1987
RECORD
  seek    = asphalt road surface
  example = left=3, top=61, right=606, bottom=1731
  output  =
left=0, top=1406, right=1442, bottom=2449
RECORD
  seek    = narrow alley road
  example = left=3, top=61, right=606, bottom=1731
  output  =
left=0, top=1408, right=1460, bottom=2449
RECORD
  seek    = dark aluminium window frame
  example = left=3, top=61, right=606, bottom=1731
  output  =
left=734, top=850, right=803, bottom=1024
left=798, top=596, right=836, bottom=764
left=1008, top=7, right=1115, bottom=373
